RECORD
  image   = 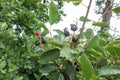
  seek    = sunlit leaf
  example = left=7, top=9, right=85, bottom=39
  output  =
left=60, top=46, right=71, bottom=58
left=92, top=22, right=106, bottom=27
left=65, top=0, right=71, bottom=3
left=53, top=29, right=64, bottom=35
left=86, top=36, right=99, bottom=49
left=91, top=76, right=100, bottom=80
left=49, top=1, right=59, bottom=25
left=80, top=54, right=94, bottom=79
left=84, top=28, right=94, bottom=38
left=106, top=45, right=120, bottom=58
left=13, top=76, right=23, bottom=80
left=86, top=49, right=103, bottom=57
left=0, top=61, right=6, bottom=69
left=98, top=66, right=120, bottom=76
left=79, top=16, right=91, bottom=22
left=49, top=40, right=63, bottom=48
left=60, top=46, right=77, bottom=59
left=112, top=6, right=120, bottom=13
left=73, top=0, right=82, bottom=6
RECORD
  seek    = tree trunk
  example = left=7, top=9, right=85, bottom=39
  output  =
left=101, top=0, right=113, bottom=31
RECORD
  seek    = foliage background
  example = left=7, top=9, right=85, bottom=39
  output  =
left=0, top=0, right=120, bottom=80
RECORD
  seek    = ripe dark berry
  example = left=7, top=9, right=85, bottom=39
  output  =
left=74, top=62, right=80, bottom=72
left=71, top=24, right=78, bottom=31
left=64, top=28, right=70, bottom=36
left=42, top=38, right=46, bottom=44
left=64, top=31, right=70, bottom=36
left=76, top=65, right=80, bottom=72
left=74, top=62, right=77, bottom=65
left=35, top=40, right=40, bottom=46
left=35, top=31, right=41, bottom=36
left=72, top=37, right=78, bottom=42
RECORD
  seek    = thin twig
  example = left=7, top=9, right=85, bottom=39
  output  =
left=49, top=25, right=52, bottom=38
left=75, top=0, right=114, bottom=59
left=54, top=61, right=70, bottom=80
left=75, top=0, right=92, bottom=45
left=81, top=3, right=88, bottom=8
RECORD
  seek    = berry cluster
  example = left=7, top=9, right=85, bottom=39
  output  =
left=74, top=62, right=80, bottom=72
left=35, top=31, right=46, bottom=46
left=64, top=24, right=79, bottom=43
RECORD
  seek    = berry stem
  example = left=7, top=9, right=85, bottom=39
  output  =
left=75, top=0, right=92, bottom=46
left=54, top=61, right=70, bottom=80
left=49, top=25, right=52, bottom=38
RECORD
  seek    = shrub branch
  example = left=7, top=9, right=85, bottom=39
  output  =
left=75, top=0, right=92, bottom=45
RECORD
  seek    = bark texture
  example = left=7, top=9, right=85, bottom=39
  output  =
left=101, top=0, right=113, bottom=31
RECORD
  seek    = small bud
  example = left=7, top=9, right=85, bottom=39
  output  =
left=35, top=40, right=40, bottom=46
left=35, top=31, right=41, bottom=36
left=64, top=28, right=70, bottom=36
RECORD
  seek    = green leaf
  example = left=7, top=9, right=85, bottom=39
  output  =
left=54, top=35, right=65, bottom=42
left=90, top=76, right=100, bottom=80
left=13, top=76, right=23, bottom=80
left=40, top=64, right=56, bottom=73
left=93, top=46, right=106, bottom=57
left=49, top=40, right=63, bottom=48
left=112, top=6, right=120, bottom=13
left=98, top=66, right=120, bottom=76
left=39, top=23, right=49, bottom=36
left=34, top=73, right=40, bottom=80
left=49, top=1, right=59, bottom=25
left=92, top=22, right=106, bottom=27
left=0, top=61, right=6, bottom=69
left=60, top=46, right=71, bottom=58
left=106, top=45, right=120, bottom=58
left=79, top=16, right=91, bottom=22
left=65, top=0, right=71, bottom=3
left=86, top=45, right=106, bottom=57
left=86, top=49, right=103, bottom=57
left=60, top=46, right=77, bottom=59
left=84, top=28, right=94, bottom=38
left=53, top=29, right=65, bottom=42
left=80, top=54, right=94, bottom=79
left=86, top=36, right=99, bottom=49
left=53, top=29, right=64, bottom=35
left=40, top=48, right=60, bottom=64
left=73, top=0, right=82, bottom=6
left=99, top=38, right=107, bottom=46
left=64, top=60, right=76, bottom=80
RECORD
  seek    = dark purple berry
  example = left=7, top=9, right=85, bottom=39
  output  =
left=74, top=62, right=77, bottom=65
left=42, top=38, right=46, bottom=44
left=72, top=37, right=78, bottom=42
left=35, top=40, right=40, bottom=46
left=64, top=28, right=70, bottom=36
left=71, top=24, right=78, bottom=31
left=76, top=66, right=80, bottom=72
left=64, top=31, right=70, bottom=36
